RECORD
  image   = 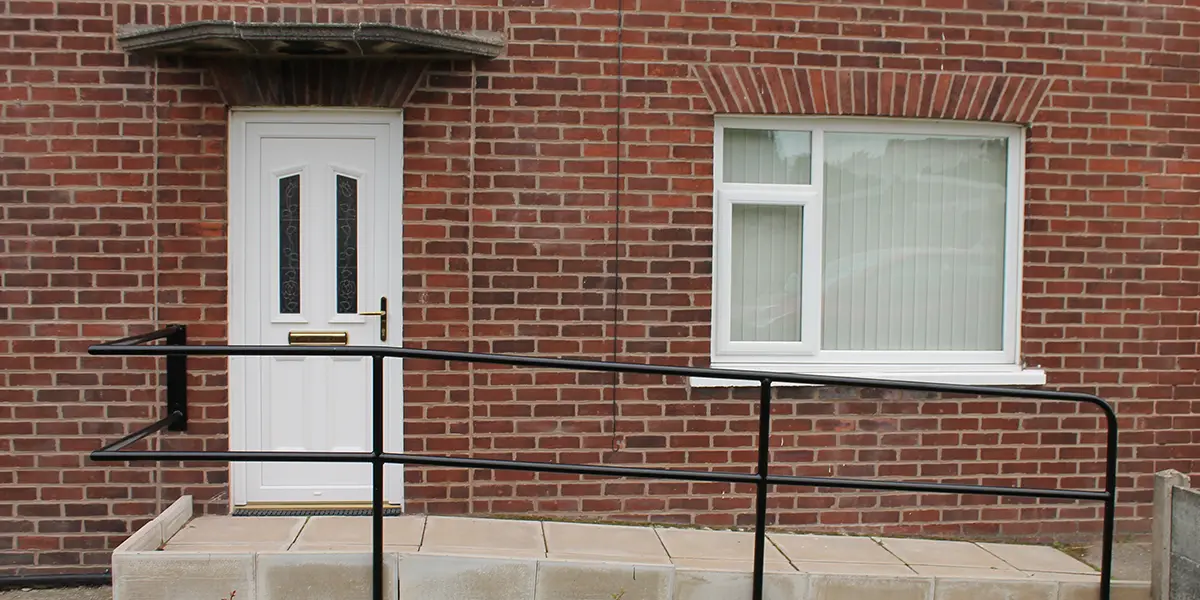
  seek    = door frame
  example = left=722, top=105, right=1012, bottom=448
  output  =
left=226, top=108, right=405, bottom=506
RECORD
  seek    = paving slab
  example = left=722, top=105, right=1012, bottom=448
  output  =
left=1027, top=571, right=1098, bottom=583
left=288, top=543, right=420, bottom=552
left=792, top=560, right=916, bottom=576
left=166, top=516, right=305, bottom=548
left=875, top=537, right=1014, bottom=570
left=551, top=552, right=672, bottom=565
left=544, top=522, right=669, bottom=563
left=910, top=565, right=1034, bottom=580
left=421, top=516, right=544, bottom=555
left=655, top=528, right=789, bottom=565
left=1081, top=541, right=1151, bottom=582
left=670, top=558, right=798, bottom=573
left=979, top=542, right=1096, bottom=575
left=418, top=545, right=547, bottom=559
left=291, top=515, right=425, bottom=548
left=770, top=533, right=903, bottom=565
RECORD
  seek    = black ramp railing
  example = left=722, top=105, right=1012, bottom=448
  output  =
left=88, top=326, right=1119, bottom=600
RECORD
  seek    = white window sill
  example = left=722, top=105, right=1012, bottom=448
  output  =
left=689, top=366, right=1047, bottom=388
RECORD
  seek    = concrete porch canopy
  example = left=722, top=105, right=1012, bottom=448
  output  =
left=114, top=21, right=504, bottom=107
left=115, top=21, right=505, bottom=60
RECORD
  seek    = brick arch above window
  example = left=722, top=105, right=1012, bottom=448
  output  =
left=692, top=66, right=1053, bottom=124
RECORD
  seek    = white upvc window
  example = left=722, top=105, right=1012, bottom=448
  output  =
left=706, top=117, right=1042, bottom=386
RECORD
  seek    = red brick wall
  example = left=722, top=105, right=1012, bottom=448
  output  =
left=3, top=0, right=1200, bottom=574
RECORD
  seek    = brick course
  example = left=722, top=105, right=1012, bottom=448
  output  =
left=2, top=0, right=1200, bottom=574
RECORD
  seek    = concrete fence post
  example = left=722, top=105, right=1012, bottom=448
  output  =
left=1152, top=469, right=1191, bottom=600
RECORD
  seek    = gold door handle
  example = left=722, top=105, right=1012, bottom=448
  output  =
left=358, top=296, right=388, bottom=342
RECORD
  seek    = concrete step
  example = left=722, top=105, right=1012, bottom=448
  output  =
left=112, top=497, right=1149, bottom=600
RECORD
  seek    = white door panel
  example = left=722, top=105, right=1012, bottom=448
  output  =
left=229, top=111, right=403, bottom=505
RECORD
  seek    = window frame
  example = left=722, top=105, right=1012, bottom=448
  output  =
left=712, top=116, right=1026, bottom=376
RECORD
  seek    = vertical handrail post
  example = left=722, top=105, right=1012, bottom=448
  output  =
left=1099, top=413, right=1119, bottom=600
left=372, top=355, right=385, bottom=600
left=165, top=325, right=188, bottom=431
left=751, top=380, right=773, bottom=600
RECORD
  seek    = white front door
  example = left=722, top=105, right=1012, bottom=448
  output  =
left=228, top=110, right=404, bottom=505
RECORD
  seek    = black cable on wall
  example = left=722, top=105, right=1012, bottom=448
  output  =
left=609, top=0, right=626, bottom=451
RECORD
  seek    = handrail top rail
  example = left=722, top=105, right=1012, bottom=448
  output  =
left=88, top=326, right=1114, bottom=419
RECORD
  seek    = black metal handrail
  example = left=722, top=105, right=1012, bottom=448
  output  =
left=88, top=325, right=1119, bottom=600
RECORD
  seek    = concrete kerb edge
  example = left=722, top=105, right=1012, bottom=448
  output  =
left=931, top=575, right=1058, bottom=600
left=256, top=551, right=401, bottom=600
left=114, top=495, right=193, bottom=553
left=806, top=572, right=936, bottom=599
left=533, top=558, right=675, bottom=600
left=1060, top=580, right=1153, bottom=600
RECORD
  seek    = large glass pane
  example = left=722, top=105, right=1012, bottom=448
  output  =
left=822, top=132, right=1008, bottom=351
left=731, top=204, right=803, bottom=342
left=335, top=175, right=358, bottom=314
left=278, top=174, right=300, bottom=314
left=724, top=129, right=812, bottom=184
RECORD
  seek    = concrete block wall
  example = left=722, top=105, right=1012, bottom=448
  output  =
left=1151, top=470, right=1199, bottom=600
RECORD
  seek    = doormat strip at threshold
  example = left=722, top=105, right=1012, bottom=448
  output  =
left=232, top=507, right=406, bottom=517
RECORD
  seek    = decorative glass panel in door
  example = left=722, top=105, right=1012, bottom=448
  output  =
left=279, top=174, right=301, bottom=314
left=336, top=174, right=358, bottom=314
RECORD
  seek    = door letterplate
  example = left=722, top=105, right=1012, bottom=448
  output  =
left=288, top=331, right=349, bottom=346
